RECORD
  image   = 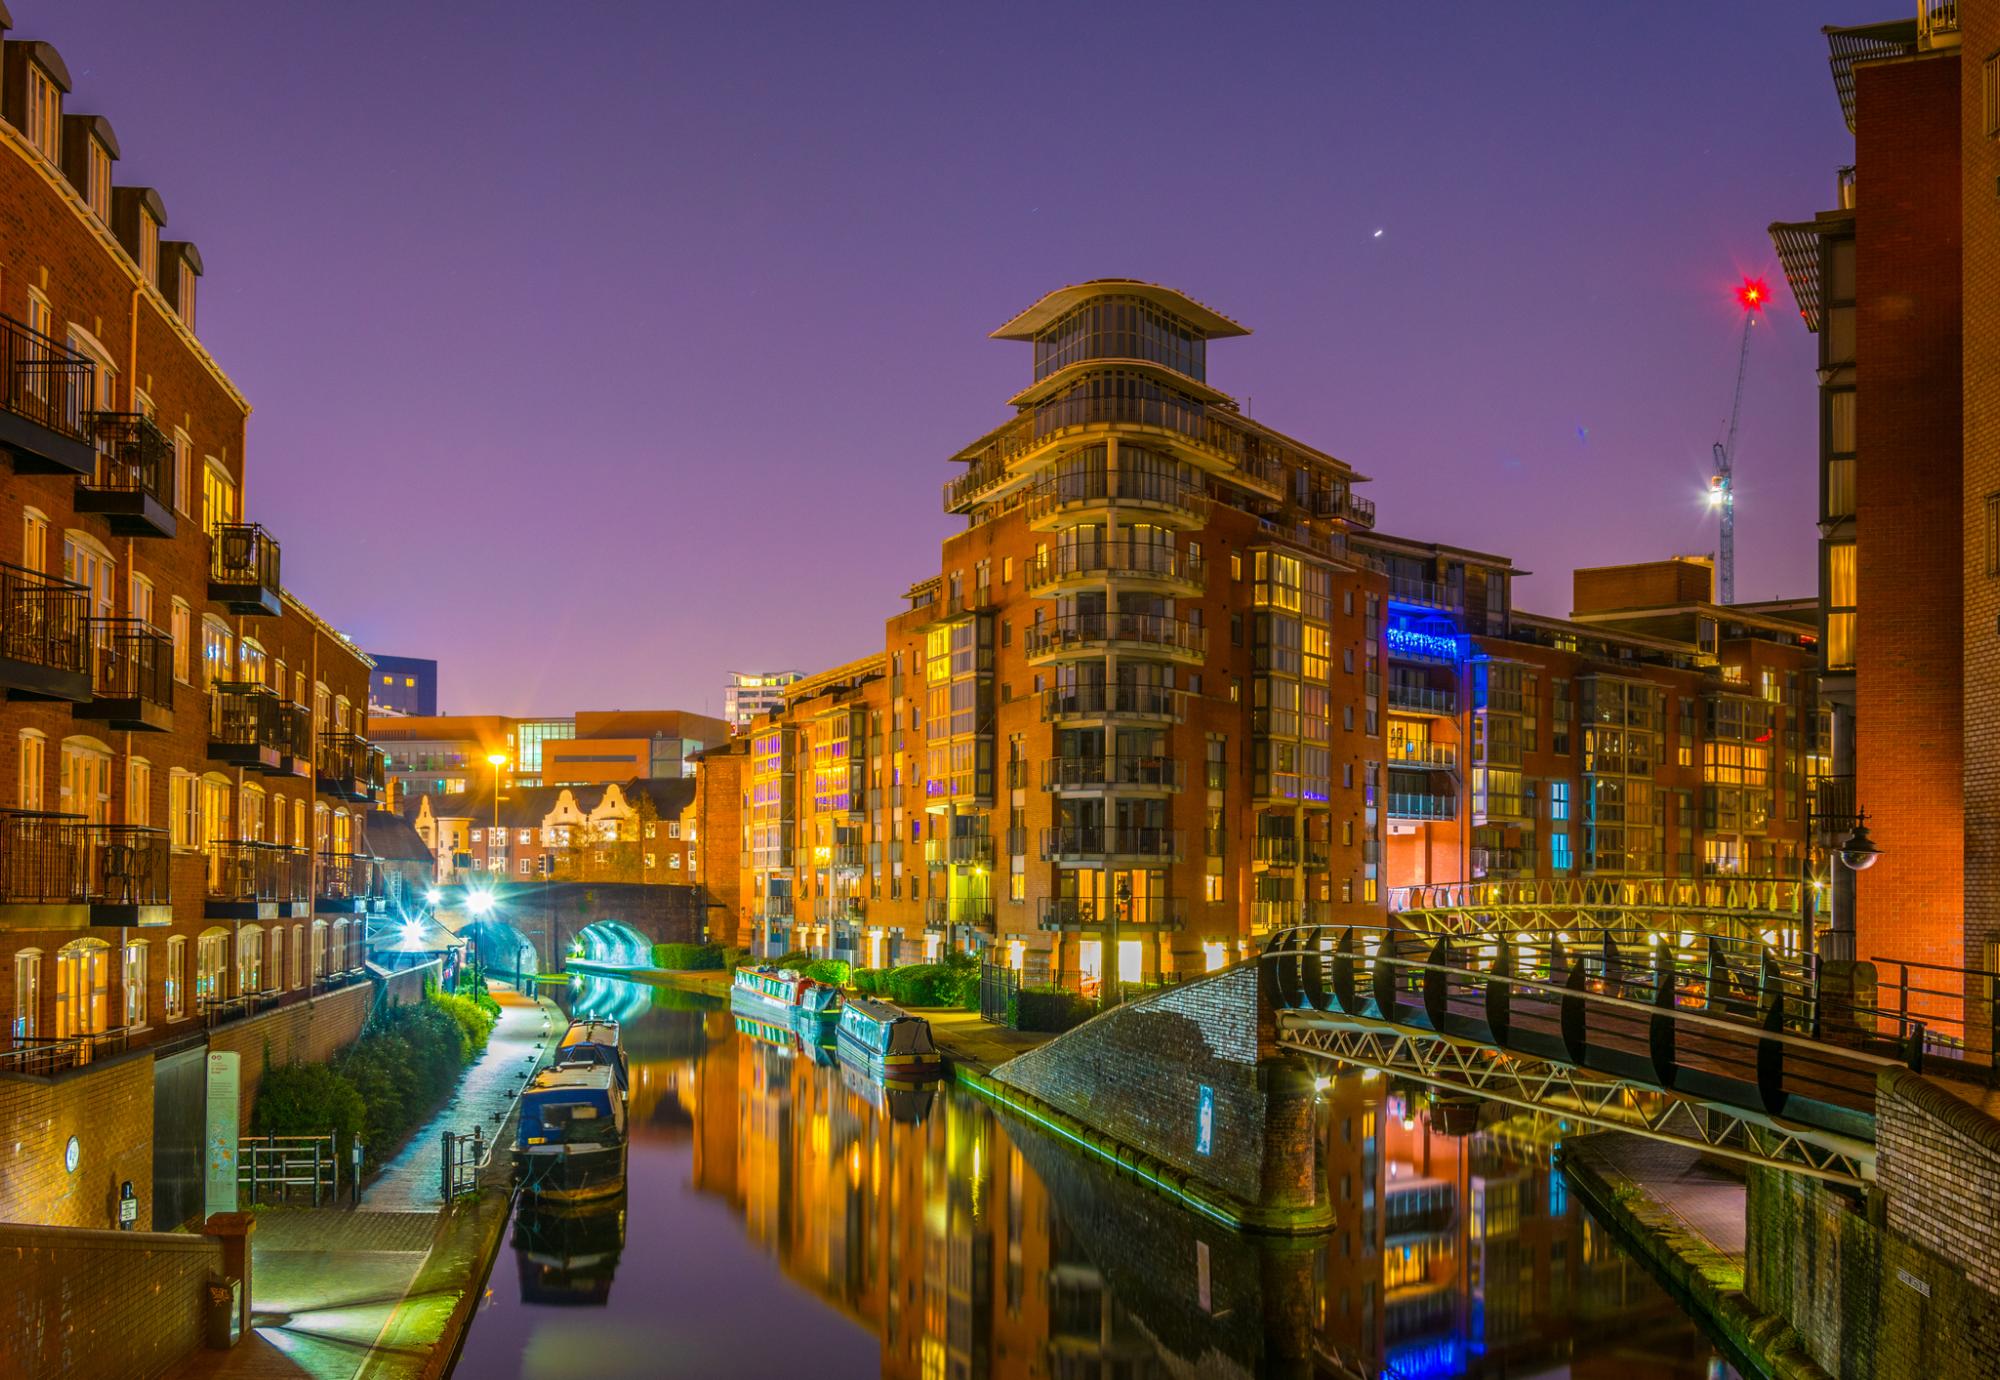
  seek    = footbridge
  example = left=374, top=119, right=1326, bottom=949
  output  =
left=1263, top=925, right=1928, bottom=1186
left=1388, top=876, right=1807, bottom=945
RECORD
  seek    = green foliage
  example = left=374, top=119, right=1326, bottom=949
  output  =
left=800, top=958, right=851, bottom=987
left=879, top=962, right=978, bottom=1009
left=1010, top=985, right=1096, bottom=1033
left=434, top=991, right=496, bottom=1057
left=850, top=968, right=885, bottom=995
left=459, top=963, right=503, bottom=1020
left=652, top=942, right=726, bottom=971
left=251, top=1061, right=367, bottom=1161
left=719, top=946, right=749, bottom=972
left=772, top=950, right=813, bottom=970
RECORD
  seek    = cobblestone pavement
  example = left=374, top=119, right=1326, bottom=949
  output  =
left=359, top=986, right=557, bottom=1212
left=1582, top=1134, right=1747, bottom=1255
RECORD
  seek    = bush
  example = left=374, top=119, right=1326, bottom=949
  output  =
left=1010, top=985, right=1096, bottom=1033
left=850, top=968, right=885, bottom=995
left=719, top=947, right=749, bottom=972
left=458, top=964, right=503, bottom=1020
left=251, top=1061, right=367, bottom=1162
left=880, top=962, right=977, bottom=1009
left=434, top=991, right=497, bottom=1058
left=653, top=942, right=726, bottom=971
left=800, top=958, right=851, bottom=987
left=772, top=950, right=813, bottom=970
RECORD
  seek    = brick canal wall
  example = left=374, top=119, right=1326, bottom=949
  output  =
left=0, top=1052, right=155, bottom=1229
left=1745, top=1071, right=2000, bottom=1380
left=986, top=964, right=1327, bottom=1231
left=0, top=1223, right=224, bottom=1380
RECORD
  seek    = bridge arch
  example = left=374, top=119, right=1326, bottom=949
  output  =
left=465, top=918, right=542, bottom=980
left=573, top=920, right=655, bottom=968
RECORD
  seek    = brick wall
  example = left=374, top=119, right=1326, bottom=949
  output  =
left=1744, top=1071, right=2000, bottom=1380
left=207, top=978, right=370, bottom=1125
left=1963, top=0, right=2000, bottom=972
left=0, top=1223, right=223, bottom=1380
left=0, top=1051, right=153, bottom=1229
left=989, top=965, right=1323, bottom=1221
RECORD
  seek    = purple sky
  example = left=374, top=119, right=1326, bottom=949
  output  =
left=38, top=2, right=1884, bottom=715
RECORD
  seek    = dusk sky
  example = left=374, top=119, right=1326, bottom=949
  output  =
left=39, top=2, right=1884, bottom=716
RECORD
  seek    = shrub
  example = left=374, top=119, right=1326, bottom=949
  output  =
left=881, top=962, right=976, bottom=1009
left=653, top=942, right=726, bottom=971
left=772, top=950, right=813, bottom=970
left=719, top=947, right=749, bottom=972
left=434, top=991, right=497, bottom=1058
left=1010, top=986, right=1096, bottom=1033
left=801, top=958, right=851, bottom=987
left=251, top=1061, right=367, bottom=1161
left=850, top=968, right=885, bottom=995
left=458, top=964, right=502, bottom=1020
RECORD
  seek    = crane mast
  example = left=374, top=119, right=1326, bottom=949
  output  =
left=1711, top=279, right=1767, bottom=605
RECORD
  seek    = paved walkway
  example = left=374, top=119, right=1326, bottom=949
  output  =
left=924, top=1008, right=1054, bottom=1074
left=1578, top=1135, right=1747, bottom=1255
left=360, top=986, right=555, bottom=1211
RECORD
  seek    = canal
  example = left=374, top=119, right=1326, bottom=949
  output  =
left=457, top=975, right=1743, bottom=1379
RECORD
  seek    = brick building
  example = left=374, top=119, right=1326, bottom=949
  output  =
left=714, top=281, right=1820, bottom=984
left=408, top=777, right=694, bottom=886
left=1769, top=5, right=1983, bottom=986
left=0, top=11, right=393, bottom=1227
left=373, top=706, right=727, bottom=800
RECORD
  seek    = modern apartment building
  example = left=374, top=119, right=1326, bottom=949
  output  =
left=0, top=13, right=394, bottom=1226
left=1768, top=2, right=1983, bottom=977
left=365, top=652, right=437, bottom=717
left=373, top=707, right=727, bottom=799
left=725, top=670, right=802, bottom=731
left=720, top=283, right=1822, bottom=981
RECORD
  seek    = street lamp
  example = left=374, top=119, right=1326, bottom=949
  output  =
left=1801, top=802, right=1881, bottom=964
left=486, top=753, right=508, bottom=880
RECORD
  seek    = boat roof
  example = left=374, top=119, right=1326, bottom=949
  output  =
left=559, top=1020, right=621, bottom=1049
left=528, top=1064, right=617, bottom=1093
left=843, top=995, right=915, bottom=1023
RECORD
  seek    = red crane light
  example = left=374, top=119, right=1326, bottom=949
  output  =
left=1736, top=277, right=1769, bottom=313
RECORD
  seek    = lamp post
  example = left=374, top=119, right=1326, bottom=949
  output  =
left=1801, top=800, right=1881, bottom=965
left=486, top=753, right=508, bottom=882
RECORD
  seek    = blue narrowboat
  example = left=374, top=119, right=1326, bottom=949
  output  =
left=555, top=1018, right=629, bottom=1093
left=515, top=1063, right=627, bottom=1200
left=834, top=996, right=944, bottom=1080
left=729, top=965, right=842, bottom=1041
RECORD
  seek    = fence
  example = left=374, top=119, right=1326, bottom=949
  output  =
left=442, top=1127, right=485, bottom=1200
left=237, top=1133, right=342, bottom=1206
left=978, top=960, right=1180, bottom=1030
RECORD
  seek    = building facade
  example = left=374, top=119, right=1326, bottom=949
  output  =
left=725, top=670, right=802, bottom=731
left=365, top=652, right=437, bottom=718
left=716, top=283, right=1821, bottom=982
left=373, top=708, right=726, bottom=801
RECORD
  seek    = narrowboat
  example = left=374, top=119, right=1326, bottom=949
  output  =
left=515, top=1064, right=627, bottom=1200
left=834, top=996, right=945, bottom=1080
left=555, top=1018, right=629, bottom=1093
left=729, top=965, right=842, bottom=1040
left=732, top=1012, right=837, bottom=1065
left=513, top=1192, right=626, bottom=1307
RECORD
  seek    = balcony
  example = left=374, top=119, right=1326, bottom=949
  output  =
left=208, top=523, right=282, bottom=617
left=317, top=852, right=384, bottom=914
left=0, top=814, right=173, bottom=928
left=1041, top=826, right=1183, bottom=865
left=1388, top=792, right=1457, bottom=822
left=1387, top=575, right=1462, bottom=612
left=74, top=620, right=173, bottom=732
left=208, top=683, right=288, bottom=773
left=1388, top=741, right=1458, bottom=772
left=1022, top=468, right=1206, bottom=531
left=926, top=833, right=994, bottom=869
left=759, top=893, right=795, bottom=920
left=75, top=413, right=176, bottom=538
left=0, top=312, right=95, bottom=475
left=925, top=897, right=996, bottom=931
left=1388, top=683, right=1457, bottom=717
left=317, top=733, right=385, bottom=803
left=1253, top=834, right=1300, bottom=867
left=1037, top=895, right=1186, bottom=931
left=1250, top=899, right=1328, bottom=932
left=1041, top=684, right=1185, bottom=725
left=0, top=563, right=90, bottom=702
left=829, top=842, right=867, bottom=871
left=204, top=840, right=312, bottom=920
left=1471, top=846, right=1532, bottom=878
left=1024, top=612, right=1206, bottom=667
left=1026, top=541, right=1204, bottom=596
left=1302, top=841, right=1331, bottom=870
left=1040, top=754, right=1184, bottom=795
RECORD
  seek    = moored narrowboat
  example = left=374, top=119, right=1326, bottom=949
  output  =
left=730, top=965, right=842, bottom=1040
left=513, top=1192, right=626, bottom=1307
left=515, top=1063, right=627, bottom=1201
left=555, top=1018, right=629, bottom=1093
left=834, top=995, right=944, bottom=1080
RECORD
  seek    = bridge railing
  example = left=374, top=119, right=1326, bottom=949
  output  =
left=1871, top=954, right=1999, bottom=1068
left=1264, top=925, right=1924, bottom=1132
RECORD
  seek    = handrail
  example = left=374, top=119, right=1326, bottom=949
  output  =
left=0, top=561, right=89, bottom=674
left=0, top=311, right=94, bottom=443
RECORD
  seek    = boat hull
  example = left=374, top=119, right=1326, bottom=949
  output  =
left=514, top=1140, right=628, bottom=1202
left=730, top=983, right=839, bottom=1042
left=836, top=1024, right=945, bottom=1080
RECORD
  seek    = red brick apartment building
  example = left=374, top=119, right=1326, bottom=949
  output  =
left=716, top=282, right=1818, bottom=985
left=0, top=11, right=392, bottom=1228
left=1769, top=3, right=1995, bottom=990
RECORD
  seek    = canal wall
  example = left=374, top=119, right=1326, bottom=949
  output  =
left=0, top=1222, right=227, bottom=1380
left=1745, top=1071, right=2000, bottom=1380
left=984, top=964, right=1330, bottom=1233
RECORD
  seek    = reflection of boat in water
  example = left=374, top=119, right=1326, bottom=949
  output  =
left=515, top=1063, right=628, bottom=1200
left=835, top=996, right=943, bottom=1080
left=729, top=966, right=842, bottom=1041
left=513, top=1191, right=627, bottom=1306
left=839, top=1059, right=938, bottom=1124
left=733, top=1012, right=836, bottom=1065
left=555, top=1019, right=629, bottom=1093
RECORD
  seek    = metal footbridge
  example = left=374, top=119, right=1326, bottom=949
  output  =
left=1388, top=876, right=1806, bottom=944
left=1263, top=925, right=1928, bottom=1186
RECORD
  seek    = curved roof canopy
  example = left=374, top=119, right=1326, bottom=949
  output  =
left=991, top=278, right=1249, bottom=341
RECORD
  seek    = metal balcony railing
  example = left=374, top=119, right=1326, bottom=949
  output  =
left=0, top=312, right=94, bottom=461
left=0, top=561, right=89, bottom=686
left=926, top=833, right=994, bottom=868
left=1024, top=612, right=1206, bottom=661
left=1253, top=835, right=1300, bottom=866
left=1388, top=575, right=1462, bottom=611
left=925, top=897, right=996, bottom=930
left=1040, top=826, right=1183, bottom=862
left=1388, top=741, right=1458, bottom=771
left=205, top=841, right=312, bottom=904
left=84, top=619, right=172, bottom=713
left=1020, top=467, right=1206, bottom=526
left=1026, top=541, right=1204, bottom=591
left=0, top=810, right=85, bottom=903
left=1387, top=792, right=1457, bottom=822
left=81, top=412, right=176, bottom=524
left=208, top=524, right=282, bottom=615
left=317, top=733, right=385, bottom=800
left=316, top=852, right=379, bottom=903
left=1472, top=846, right=1532, bottom=877
left=209, top=683, right=291, bottom=758
left=1040, top=684, right=1185, bottom=723
left=1037, top=895, right=1186, bottom=931
left=1039, top=755, right=1184, bottom=792
left=1388, top=683, right=1458, bottom=716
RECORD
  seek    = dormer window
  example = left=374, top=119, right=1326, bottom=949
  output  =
left=137, top=210, right=158, bottom=286
left=85, top=138, right=111, bottom=221
left=177, top=259, right=197, bottom=331
left=24, top=62, right=59, bottom=161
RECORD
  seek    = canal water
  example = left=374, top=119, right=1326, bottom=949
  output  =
left=456, top=975, right=1743, bottom=1379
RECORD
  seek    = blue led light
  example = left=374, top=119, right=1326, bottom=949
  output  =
left=1385, top=612, right=1464, bottom=665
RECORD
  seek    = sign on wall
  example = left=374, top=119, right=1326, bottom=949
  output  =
left=1196, top=1085, right=1215, bottom=1156
left=204, top=1052, right=241, bottom=1218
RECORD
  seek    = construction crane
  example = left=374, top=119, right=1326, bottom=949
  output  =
left=1709, top=277, right=1768, bottom=605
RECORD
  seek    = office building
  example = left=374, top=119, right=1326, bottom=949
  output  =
left=725, top=670, right=802, bottom=731
left=366, top=652, right=437, bottom=717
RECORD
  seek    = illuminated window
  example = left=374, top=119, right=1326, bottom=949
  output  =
left=23, top=61, right=61, bottom=162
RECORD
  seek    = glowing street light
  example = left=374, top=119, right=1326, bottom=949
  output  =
left=466, top=890, right=495, bottom=917
left=424, top=887, right=442, bottom=906
left=486, top=752, right=509, bottom=877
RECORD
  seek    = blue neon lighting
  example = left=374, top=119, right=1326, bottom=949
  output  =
left=1385, top=611, right=1465, bottom=665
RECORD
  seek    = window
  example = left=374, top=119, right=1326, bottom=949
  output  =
left=62, top=531, right=116, bottom=629
left=177, top=260, right=198, bottom=331
left=237, top=925, right=264, bottom=995
left=1550, top=780, right=1569, bottom=822
left=201, top=616, right=233, bottom=687
left=170, top=770, right=199, bottom=850
left=124, top=941, right=148, bottom=1028
left=164, top=937, right=186, bottom=1019
left=137, top=210, right=159, bottom=288
left=1986, top=50, right=2000, bottom=136
left=1551, top=832, right=1573, bottom=871
left=268, top=927, right=283, bottom=993
left=126, top=758, right=151, bottom=828
left=85, top=135, right=112, bottom=221
left=24, top=60, right=61, bottom=161
left=59, top=738, right=112, bottom=824
left=170, top=600, right=192, bottom=681
left=202, top=459, right=236, bottom=536
left=18, top=731, right=45, bottom=811
left=1825, top=541, right=1857, bottom=671
left=1988, top=492, right=2000, bottom=578
left=21, top=507, right=49, bottom=573
left=291, top=925, right=304, bottom=990
left=13, top=950, right=41, bottom=1038
left=128, top=571, right=155, bottom=631
left=54, top=938, right=110, bottom=1038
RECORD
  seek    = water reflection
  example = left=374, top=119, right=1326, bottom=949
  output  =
left=462, top=976, right=1740, bottom=1379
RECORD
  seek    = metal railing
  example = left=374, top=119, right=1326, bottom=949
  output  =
left=0, top=561, right=89, bottom=676
left=1019, top=467, right=1207, bottom=526
left=1040, top=684, right=1185, bottom=722
left=1387, top=792, right=1457, bottom=821
left=926, top=833, right=994, bottom=868
left=317, top=732, right=385, bottom=795
left=925, top=897, right=995, bottom=930
left=0, top=311, right=94, bottom=445
left=1040, top=826, right=1183, bottom=862
left=442, top=1127, right=484, bottom=1200
left=1024, top=612, right=1206, bottom=660
left=0, top=809, right=86, bottom=902
left=1036, top=895, right=1187, bottom=930
left=1871, top=955, right=1998, bottom=1066
left=209, top=523, right=281, bottom=593
left=1026, top=541, right=1204, bottom=590
left=84, top=412, right=174, bottom=506
left=205, top=840, right=312, bottom=903
left=239, top=1134, right=342, bottom=1207
left=1039, top=754, right=1184, bottom=792
left=1387, top=575, right=1462, bottom=611
left=0, top=1028, right=129, bottom=1076
left=1254, top=834, right=1300, bottom=866
left=87, top=619, right=173, bottom=708
left=1388, top=683, right=1457, bottom=716
left=317, top=851, right=379, bottom=902
left=86, top=824, right=170, bottom=905
left=1388, top=741, right=1458, bottom=770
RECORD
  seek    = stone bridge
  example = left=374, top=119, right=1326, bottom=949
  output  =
left=439, top=880, right=711, bottom=978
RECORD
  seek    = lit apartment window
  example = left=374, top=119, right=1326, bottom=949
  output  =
left=85, top=137, right=112, bottom=221
left=202, top=459, right=236, bottom=536
left=1986, top=51, right=2000, bottom=137
left=137, top=210, right=159, bottom=287
left=1824, top=541, right=1857, bottom=671
left=177, top=259, right=197, bottom=330
left=170, top=600, right=192, bottom=682
left=24, top=61, right=61, bottom=162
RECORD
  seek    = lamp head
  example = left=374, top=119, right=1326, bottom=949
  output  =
left=1837, top=822, right=1881, bottom=872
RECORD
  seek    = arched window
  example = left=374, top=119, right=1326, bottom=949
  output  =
left=333, top=807, right=351, bottom=857
left=13, top=949, right=42, bottom=1039
left=332, top=919, right=349, bottom=974
left=311, top=919, right=327, bottom=981
left=291, top=924, right=304, bottom=989
left=196, top=927, right=229, bottom=1007
left=54, top=938, right=110, bottom=1038
left=268, top=925, right=284, bottom=993
left=239, top=782, right=266, bottom=843
left=124, top=939, right=148, bottom=1028
left=237, top=924, right=263, bottom=995
left=164, top=936, right=186, bottom=1019
left=58, top=735, right=112, bottom=825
